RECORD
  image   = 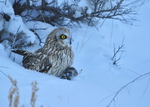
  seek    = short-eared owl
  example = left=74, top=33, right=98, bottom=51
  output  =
left=12, top=28, right=78, bottom=79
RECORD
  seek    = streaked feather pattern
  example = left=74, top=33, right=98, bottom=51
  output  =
left=12, top=28, right=74, bottom=77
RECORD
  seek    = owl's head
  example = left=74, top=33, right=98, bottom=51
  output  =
left=46, top=27, right=72, bottom=47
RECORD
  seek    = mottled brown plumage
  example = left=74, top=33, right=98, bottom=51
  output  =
left=12, top=28, right=75, bottom=77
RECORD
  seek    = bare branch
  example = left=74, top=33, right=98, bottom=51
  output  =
left=111, top=36, right=125, bottom=65
left=107, top=72, right=150, bottom=107
left=12, top=0, right=148, bottom=27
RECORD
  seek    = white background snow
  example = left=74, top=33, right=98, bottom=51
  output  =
left=0, top=0, right=150, bottom=107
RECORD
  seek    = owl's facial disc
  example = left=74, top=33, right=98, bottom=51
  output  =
left=55, top=29, right=72, bottom=47
left=60, top=33, right=72, bottom=46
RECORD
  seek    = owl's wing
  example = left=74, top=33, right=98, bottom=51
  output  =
left=12, top=50, right=32, bottom=56
left=38, top=55, right=52, bottom=73
left=12, top=50, right=52, bottom=73
left=12, top=50, right=34, bottom=68
left=11, top=50, right=33, bottom=66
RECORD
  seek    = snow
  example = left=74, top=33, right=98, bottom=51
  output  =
left=78, top=0, right=88, bottom=8
left=26, top=21, right=54, bottom=37
left=7, top=15, right=36, bottom=43
left=0, top=0, right=14, bottom=14
left=0, top=1, right=150, bottom=107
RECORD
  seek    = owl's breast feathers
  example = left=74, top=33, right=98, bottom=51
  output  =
left=35, top=46, right=74, bottom=76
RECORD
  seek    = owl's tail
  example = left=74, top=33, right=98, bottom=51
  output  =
left=12, top=50, right=31, bottom=56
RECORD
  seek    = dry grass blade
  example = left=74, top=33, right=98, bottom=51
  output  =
left=8, top=75, right=20, bottom=107
left=0, top=70, right=39, bottom=107
left=30, top=81, right=39, bottom=107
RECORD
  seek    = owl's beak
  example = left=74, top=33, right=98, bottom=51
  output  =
left=70, top=39, right=72, bottom=45
left=63, top=38, right=72, bottom=46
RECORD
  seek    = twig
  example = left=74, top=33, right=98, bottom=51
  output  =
left=12, top=25, right=21, bottom=49
left=107, top=72, right=150, bottom=107
left=12, top=0, right=147, bottom=27
left=111, top=36, right=125, bottom=65
left=139, top=76, right=150, bottom=99
left=0, top=69, right=9, bottom=79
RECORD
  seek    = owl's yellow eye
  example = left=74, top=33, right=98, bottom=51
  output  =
left=60, top=34, right=67, bottom=39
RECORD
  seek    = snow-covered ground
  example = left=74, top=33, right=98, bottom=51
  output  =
left=0, top=1, right=150, bottom=107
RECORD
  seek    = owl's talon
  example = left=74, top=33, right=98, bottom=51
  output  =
left=61, top=67, right=78, bottom=80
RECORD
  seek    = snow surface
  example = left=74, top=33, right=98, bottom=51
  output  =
left=0, top=0, right=14, bottom=14
left=0, top=1, right=150, bottom=107
left=7, top=15, right=36, bottom=43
